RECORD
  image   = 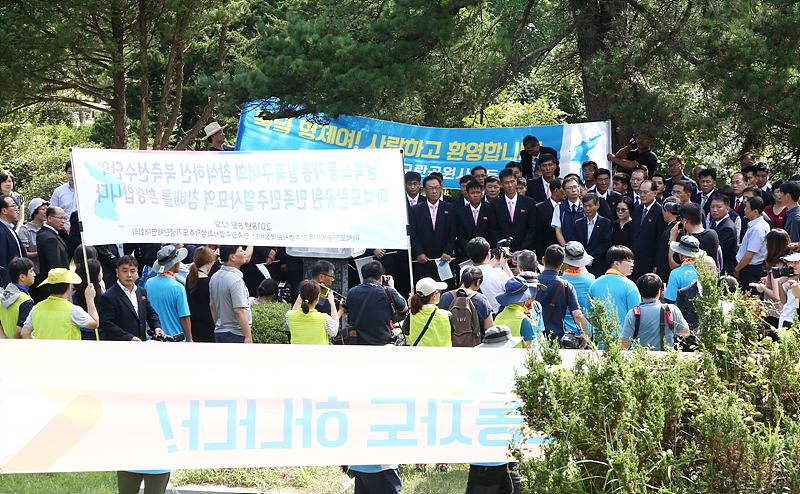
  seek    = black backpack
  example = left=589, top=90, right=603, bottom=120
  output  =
left=447, top=289, right=482, bottom=347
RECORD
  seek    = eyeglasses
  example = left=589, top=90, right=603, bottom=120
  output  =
left=321, top=272, right=334, bottom=279
left=616, top=207, right=629, bottom=212
left=424, top=186, right=442, bottom=191
left=51, top=216, right=66, bottom=220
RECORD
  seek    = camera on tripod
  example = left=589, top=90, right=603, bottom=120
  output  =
left=147, top=329, right=185, bottom=342
left=491, top=237, right=514, bottom=260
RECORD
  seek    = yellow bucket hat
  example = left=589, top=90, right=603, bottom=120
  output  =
left=38, top=268, right=83, bottom=287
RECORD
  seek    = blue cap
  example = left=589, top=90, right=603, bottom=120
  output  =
left=495, top=276, right=539, bottom=306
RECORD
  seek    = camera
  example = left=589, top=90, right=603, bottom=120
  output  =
left=561, top=330, right=581, bottom=349
left=628, top=134, right=638, bottom=150
left=772, top=266, right=795, bottom=278
left=147, top=329, right=186, bottom=342
left=491, top=237, right=514, bottom=260
left=382, top=274, right=393, bottom=287
left=276, top=281, right=292, bottom=303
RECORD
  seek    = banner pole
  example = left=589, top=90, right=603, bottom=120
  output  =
left=68, top=149, right=99, bottom=341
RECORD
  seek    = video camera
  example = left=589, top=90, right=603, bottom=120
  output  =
left=491, top=237, right=514, bottom=261
left=628, top=134, right=637, bottom=150
left=276, top=281, right=292, bottom=303
left=147, top=329, right=186, bottom=342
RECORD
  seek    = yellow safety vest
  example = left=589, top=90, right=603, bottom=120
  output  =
left=409, top=306, right=452, bottom=347
left=31, top=296, right=81, bottom=340
left=494, top=303, right=526, bottom=348
left=288, top=309, right=330, bottom=345
left=1, top=291, right=31, bottom=338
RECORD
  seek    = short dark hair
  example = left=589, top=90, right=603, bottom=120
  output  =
left=630, top=167, right=648, bottom=179
left=753, top=162, right=769, bottom=173
left=218, top=245, right=239, bottom=262
left=780, top=181, right=800, bottom=202
left=405, top=171, right=421, bottom=183
left=539, top=153, right=557, bottom=165
left=116, top=255, right=139, bottom=268
left=594, top=168, right=611, bottom=179
left=9, top=256, right=33, bottom=283
left=467, top=237, right=491, bottom=264
left=471, top=165, right=487, bottom=175
left=698, top=168, right=717, bottom=180
left=582, top=192, right=599, bottom=205
left=46, top=206, right=58, bottom=217
left=460, top=266, right=483, bottom=288
left=499, top=168, right=516, bottom=181
left=581, top=160, right=598, bottom=171
left=652, top=172, right=665, bottom=182
left=606, top=245, right=634, bottom=266
left=618, top=195, right=634, bottom=211
left=562, top=176, right=579, bottom=189
left=636, top=273, right=663, bottom=299
left=522, top=135, right=539, bottom=146
left=613, top=173, right=630, bottom=186
left=516, top=250, right=538, bottom=271
left=484, top=176, right=500, bottom=186
left=64, top=160, right=72, bottom=173
left=459, top=175, right=473, bottom=186
left=739, top=152, right=756, bottom=163
left=544, top=244, right=565, bottom=269
left=747, top=196, right=765, bottom=214
left=718, top=185, right=735, bottom=201
left=422, top=174, right=442, bottom=187
left=48, top=282, right=71, bottom=296
left=504, top=162, right=522, bottom=172
left=516, top=176, right=527, bottom=187
left=640, top=180, right=658, bottom=192
left=312, top=260, right=335, bottom=278
left=465, top=180, right=482, bottom=192
left=257, top=279, right=279, bottom=298
left=679, top=202, right=703, bottom=225
left=361, top=260, right=385, bottom=281
left=741, top=165, right=756, bottom=177
left=710, top=194, right=730, bottom=207
left=0, top=194, right=12, bottom=212
left=674, top=179, right=692, bottom=193
left=549, top=178, right=563, bottom=190
left=743, top=186, right=762, bottom=197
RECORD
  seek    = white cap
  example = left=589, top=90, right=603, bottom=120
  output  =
left=415, top=277, right=448, bottom=296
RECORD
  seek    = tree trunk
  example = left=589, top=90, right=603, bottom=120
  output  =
left=110, top=6, right=128, bottom=149
left=138, top=0, right=150, bottom=150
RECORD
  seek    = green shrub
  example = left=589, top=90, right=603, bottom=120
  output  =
left=514, top=262, right=800, bottom=494
left=250, top=301, right=291, bottom=344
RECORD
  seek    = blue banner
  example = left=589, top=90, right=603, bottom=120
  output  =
left=237, top=108, right=611, bottom=189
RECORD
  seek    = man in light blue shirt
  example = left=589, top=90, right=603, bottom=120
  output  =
left=48, top=161, right=77, bottom=231
left=588, top=245, right=641, bottom=338
left=664, top=236, right=703, bottom=303
left=145, top=245, right=192, bottom=341
left=734, top=196, right=770, bottom=292
left=622, top=273, right=690, bottom=351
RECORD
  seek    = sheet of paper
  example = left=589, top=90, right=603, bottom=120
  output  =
left=256, top=263, right=272, bottom=280
left=458, top=259, right=474, bottom=274
left=437, top=259, right=453, bottom=281
left=355, top=256, right=374, bottom=284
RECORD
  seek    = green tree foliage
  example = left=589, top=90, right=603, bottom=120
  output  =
left=463, top=92, right=569, bottom=128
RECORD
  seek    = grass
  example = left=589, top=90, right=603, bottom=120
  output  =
left=0, top=464, right=469, bottom=494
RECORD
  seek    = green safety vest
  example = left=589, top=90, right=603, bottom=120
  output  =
left=408, top=306, right=452, bottom=347
left=1, top=291, right=31, bottom=338
left=288, top=308, right=330, bottom=345
left=31, top=296, right=81, bottom=340
left=494, top=303, right=526, bottom=348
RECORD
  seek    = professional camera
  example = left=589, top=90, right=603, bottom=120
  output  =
left=147, top=329, right=186, bottom=342
left=276, top=281, right=292, bottom=303
left=382, top=274, right=393, bottom=287
left=628, top=134, right=637, bottom=149
left=491, top=237, right=514, bottom=260
left=772, top=266, right=796, bottom=278
left=561, top=330, right=581, bottom=349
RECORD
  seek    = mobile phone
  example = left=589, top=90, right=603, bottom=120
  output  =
left=320, top=285, right=329, bottom=297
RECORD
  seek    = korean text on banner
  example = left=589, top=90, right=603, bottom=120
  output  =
left=236, top=108, right=612, bottom=189
left=69, top=148, right=408, bottom=249
left=0, top=341, right=533, bottom=473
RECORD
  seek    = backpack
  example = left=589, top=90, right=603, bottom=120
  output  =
left=447, top=289, right=482, bottom=347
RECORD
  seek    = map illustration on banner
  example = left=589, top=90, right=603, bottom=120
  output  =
left=236, top=107, right=612, bottom=189
left=70, top=147, right=408, bottom=249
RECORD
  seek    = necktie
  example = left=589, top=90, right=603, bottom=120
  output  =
left=735, top=198, right=740, bottom=211
left=431, top=204, right=437, bottom=229
left=641, top=207, right=648, bottom=225
left=587, top=218, right=594, bottom=242
left=545, top=182, right=551, bottom=199
left=473, top=209, right=479, bottom=226
left=410, top=198, right=416, bottom=207
left=635, top=195, right=640, bottom=206
left=701, top=195, right=707, bottom=209
left=710, top=219, right=717, bottom=229
left=571, top=204, right=577, bottom=216
left=509, top=201, right=515, bottom=222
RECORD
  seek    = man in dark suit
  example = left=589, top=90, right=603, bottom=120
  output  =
left=592, top=169, right=621, bottom=220
left=97, top=255, right=164, bottom=341
left=574, top=192, right=613, bottom=278
left=0, top=195, right=26, bottom=286
left=490, top=169, right=537, bottom=252
left=525, top=153, right=559, bottom=203
left=520, top=135, right=559, bottom=180
left=35, top=206, right=70, bottom=300
left=692, top=168, right=719, bottom=215
left=409, top=174, right=457, bottom=285
left=708, top=195, right=738, bottom=276
left=535, top=178, right=563, bottom=260
left=631, top=180, right=667, bottom=279
left=455, top=181, right=492, bottom=263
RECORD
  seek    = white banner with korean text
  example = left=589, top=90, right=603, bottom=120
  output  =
left=0, top=341, right=558, bottom=473
left=69, top=148, right=408, bottom=249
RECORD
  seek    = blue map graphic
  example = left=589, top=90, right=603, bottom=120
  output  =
left=569, top=133, right=602, bottom=164
left=84, top=161, right=125, bottom=227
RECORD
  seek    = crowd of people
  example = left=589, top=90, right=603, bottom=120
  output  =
left=2, top=130, right=800, bottom=494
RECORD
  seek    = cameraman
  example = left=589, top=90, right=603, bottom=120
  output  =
left=341, top=261, right=407, bottom=346
left=606, top=132, right=658, bottom=178
left=776, top=251, right=800, bottom=329
left=465, top=237, right=512, bottom=315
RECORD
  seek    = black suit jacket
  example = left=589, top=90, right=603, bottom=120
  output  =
left=36, top=226, right=69, bottom=278
left=0, top=222, right=26, bottom=286
left=710, top=215, right=737, bottom=275
left=535, top=200, right=559, bottom=260
left=692, top=189, right=719, bottom=215
left=574, top=215, right=613, bottom=277
left=455, top=203, right=493, bottom=261
left=524, top=176, right=552, bottom=204
left=490, top=194, right=537, bottom=252
left=631, top=202, right=666, bottom=274
left=97, top=283, right=162, bottom=341
left=409, top=200, right=457, bottom=259
left=520, top=146, right=559, bottom=179
left=598, top=191, right=622, bottom=220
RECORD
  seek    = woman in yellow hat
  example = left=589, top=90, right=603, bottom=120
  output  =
left=20, top=268, right=99, bottom=340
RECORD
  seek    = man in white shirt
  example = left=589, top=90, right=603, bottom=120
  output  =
left=552, top=177, right=584, bottom=246
left=464, top=237, right=512, bottom=314
left=735, top=196, right=770, bottom=292
left=49, top=161, right=77, bottom=233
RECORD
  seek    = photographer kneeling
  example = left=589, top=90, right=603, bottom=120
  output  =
left=341, top=261, right=407, bottom=346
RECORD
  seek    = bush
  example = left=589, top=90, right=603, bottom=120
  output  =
left=251, top=301, right=291, bottom=344
left=513, top=263, right=800, bottom=494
